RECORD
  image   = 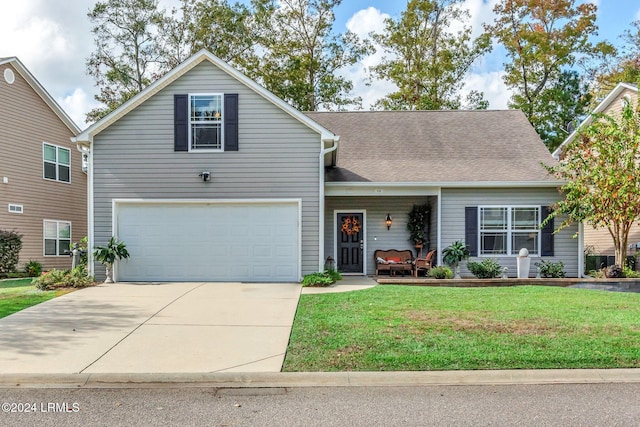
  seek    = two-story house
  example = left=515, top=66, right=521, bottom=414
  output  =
left=74, top=50, right=579, bottom=282
left=0, top=57, right=86, bottom=271
left=553, top=82, right=640, bottom=271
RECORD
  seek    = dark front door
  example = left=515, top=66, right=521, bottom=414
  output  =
left=336, top=212, right=364, bottom=274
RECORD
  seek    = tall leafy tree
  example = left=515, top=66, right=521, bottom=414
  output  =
left=535, top=70, right=592, bottom=151
left=86, top=0, right=164, bottom=122
left=252, top=0, right=372, bottom=111
left=370, top=0, right=491, bottom=110
left=591, top=20, right=640, bottom=100
left=487, top=0, right=605, bottom=150
left=156, top=0, right=259, bottom=75
left=545, top=98, right=640, bottom=267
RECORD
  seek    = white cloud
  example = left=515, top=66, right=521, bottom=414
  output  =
left=0, top=1, right=98, bottom=130
left=462, top=71, right=512, bottom=110
left=450, top=0, right=499, bottom=38
left=57, top=88, right=100, bottom=130
left=343, top=7, right=394, bottom=109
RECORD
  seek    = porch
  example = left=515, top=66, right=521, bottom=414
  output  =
left=324, top=195, right=438, bottom=276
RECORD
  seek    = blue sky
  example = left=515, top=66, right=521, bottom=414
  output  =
left=1, top=0, right=638, bottom=128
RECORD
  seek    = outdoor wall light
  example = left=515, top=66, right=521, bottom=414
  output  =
left=199, top=171, right=211, bottom=182
left=385, top=213, right=392, bottom=230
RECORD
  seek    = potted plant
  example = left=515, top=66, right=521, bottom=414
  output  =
left=407, top=204, right=430, bottom=250
left=94, top=236, right=130, bottom=283
left=442, top=240, right=470, bottom=279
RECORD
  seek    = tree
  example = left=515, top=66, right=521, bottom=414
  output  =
left=86, top=0, right=165, bottom=122
left=487, top=0, right=605, bottom=150
left=156, top=0, right=259, bottom=75
left=545, top=99, right=640, bottom=267
left=252, top=0, right=372, bottom=111
left=591, top=20, right=640, bottom=101
left=371, top=0, right=491, bottom=110
left=534, top=70, right=592, bottom=151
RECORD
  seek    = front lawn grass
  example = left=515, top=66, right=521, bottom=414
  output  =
left=283, top=285, right=640, bottom=371
left=0, top=278, right=70, bottom=319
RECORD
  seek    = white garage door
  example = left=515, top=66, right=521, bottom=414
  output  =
left=115, top=201, right=300, bottom=282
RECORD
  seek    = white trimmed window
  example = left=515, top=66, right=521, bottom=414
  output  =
left=8, top=204, right=23, bottom=214
left=44, top=220, right=71, bottom=256
left=479, top=206, right=540, bottom=256
left=189, top=94, right=223, bottom=150
left=43, top=143, right=70, bottom=183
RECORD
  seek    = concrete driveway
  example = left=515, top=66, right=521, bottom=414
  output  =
left=0, top=282, right=301, bottom=374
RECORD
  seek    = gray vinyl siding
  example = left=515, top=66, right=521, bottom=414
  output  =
left=92, top=61, right=321, bottom=278
left=325, top=196, right=436, bottom=275
left=441, top=188, right=579, bottom=278
left=0, top=63, right=86, bottom=271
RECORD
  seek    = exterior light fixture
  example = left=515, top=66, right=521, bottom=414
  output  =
left=199, top=171, right=211, bottom=182
left=385, top=213, right=392, bottom=230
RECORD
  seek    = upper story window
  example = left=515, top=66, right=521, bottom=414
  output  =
left=43, top=143, right=70, bottom=183
left=44, top=220, right=71, bottom=256
left=479, top=206, right=540, bottom=256
left=189, top=94, right=223, bottom=151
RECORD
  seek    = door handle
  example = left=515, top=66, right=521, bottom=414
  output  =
left=360, top=240, right=364, bottom=250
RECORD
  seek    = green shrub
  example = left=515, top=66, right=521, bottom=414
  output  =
left=302, top=270, right=341, bottom=287
left=325, top=269, right=342, bottom=282
left=24, top=260, right=42, bottom=277
left=623, top=266, right=640, bottom=278
left=302, top=272, right=332, bottom=287
left=535, top=260, right=565, bottom=278
left=0, top=229, right=22, bottom=274
left=467, top=258, right=502, bottom=279
left=587, top=269, right=606, bottom=279
left=33, top=269, right=68, bottom=290
left=428, top=266, right=453, bottom=279
left=33, top=267, right=95, bottom=290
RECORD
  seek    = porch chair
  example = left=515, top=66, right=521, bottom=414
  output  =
left=414, top=249, right=436, bottom=277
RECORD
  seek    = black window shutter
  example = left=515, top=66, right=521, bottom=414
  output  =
left=465, top=206, right=478, bottom=256
left=541, top=206, right=554, bottom=256
left=174, top=94, right=188, bottom=152
left=224, top=93, right=239, bottom=151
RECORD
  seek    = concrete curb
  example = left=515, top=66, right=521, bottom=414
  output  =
left=2, top=369, right=640, bottom=389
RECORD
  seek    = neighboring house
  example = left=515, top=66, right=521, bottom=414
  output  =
left=74, top=50, right=579, bottom=282
left=553, top=83, right=639, bottom=268
left=0, top=57, right=86, bottom=271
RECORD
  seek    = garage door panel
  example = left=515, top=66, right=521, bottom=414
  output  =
left=116, top=201, right=300, bottom=282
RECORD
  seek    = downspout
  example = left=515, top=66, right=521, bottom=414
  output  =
left=74, top=137, right=94, bottom=277
left=437, top=187, right=442, bottom=266
left=319, top=137, right=339, bottom=271
left=578, top=221, right=584, bottom=278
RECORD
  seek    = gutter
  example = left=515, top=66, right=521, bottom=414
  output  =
left=318, top=137, right=339, bottom=271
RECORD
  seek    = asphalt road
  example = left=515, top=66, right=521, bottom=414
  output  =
left=0, top=383, right=638, bottom=426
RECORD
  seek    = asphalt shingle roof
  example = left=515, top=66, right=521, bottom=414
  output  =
left=305, top=110, right=559, bottom=183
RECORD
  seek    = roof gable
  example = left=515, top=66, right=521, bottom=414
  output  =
left=552, top=82, right=638, bottom=159
left=306, top=110, right=559, bottom=184
left=74, top=49, right=336, bottom=144
left=0, top=57, right=79, bottom=134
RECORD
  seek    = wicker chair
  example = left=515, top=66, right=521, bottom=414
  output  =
left=414, top=249, right=436, bottom=277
